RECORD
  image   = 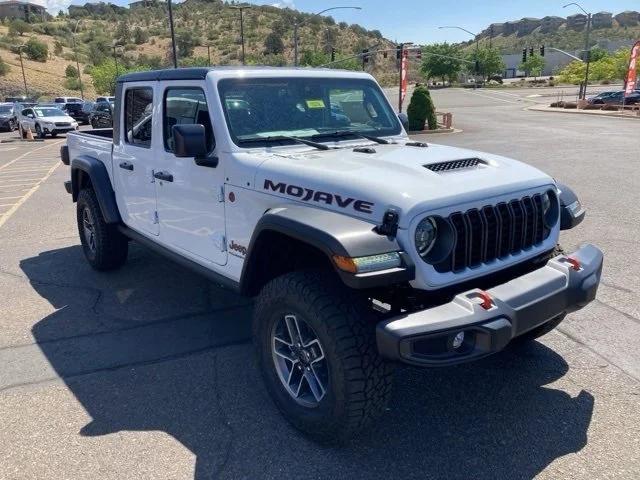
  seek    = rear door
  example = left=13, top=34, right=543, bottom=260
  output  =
left=154, top=83, right=227, bottom=266
left=112, top=84, right=159, bottom=236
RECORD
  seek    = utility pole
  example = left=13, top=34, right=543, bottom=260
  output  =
left=113, top=45, right=120, bottom=76
left=293, top=6, right=362, bottom=67
left=207, top=45, right=211, bottom=66
left=231, top=5, right=251, bottom=65
left=72, top=20, right=84, bottom=99
left=167, top=0, right=178, bottom=68
left=18, top=45, right=28, bottom=98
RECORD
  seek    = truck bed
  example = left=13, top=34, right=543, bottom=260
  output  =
left=66, top=129, right=114, bottom=179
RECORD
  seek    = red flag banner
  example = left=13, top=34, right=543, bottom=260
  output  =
left=624, top=40, right=640, bottom=97
left=401, top=52, right=409, bottom=102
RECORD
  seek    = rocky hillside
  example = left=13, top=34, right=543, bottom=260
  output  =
left=469, top=10, right=640, bottom=53
left=0, top=0, right=397, bottom=98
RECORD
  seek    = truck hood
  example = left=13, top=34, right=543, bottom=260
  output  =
left=254, top=142, right=555, bottom=228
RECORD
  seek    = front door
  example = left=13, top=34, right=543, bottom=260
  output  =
left=154, top=84, right=227, bottom=266
left=112, top=85, right=159, bottom=236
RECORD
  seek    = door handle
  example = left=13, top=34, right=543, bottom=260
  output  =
left=119, top=161, right=134, bottom=171
left=153, top=171, right=174, bottom=182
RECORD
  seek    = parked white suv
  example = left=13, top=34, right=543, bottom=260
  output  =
left=19, top=105, right=78, bottom=138
left=61, top=67, right=602, bottom=441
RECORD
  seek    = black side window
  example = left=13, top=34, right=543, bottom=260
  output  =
left=124, top=87, right=153, bottom=147
left=163, top=87, right=214, bottom=153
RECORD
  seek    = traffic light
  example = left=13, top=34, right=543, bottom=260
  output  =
left=416, top=49, right=422, bottom=60
left=362, top=49, right=369, bottom=64
left=331, top=47, right=336, bottom=62
left=522, top=48, right=527, bottom=62
left=396, top=43, right=404, bottom=60
left=529, top=47, right=534, bottom=57
left=540, top=45, right=545, bottom=57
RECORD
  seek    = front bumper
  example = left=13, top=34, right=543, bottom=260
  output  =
left=377, top=244, right=603, bottom=366
left=43, top=125, right=77, bottom=134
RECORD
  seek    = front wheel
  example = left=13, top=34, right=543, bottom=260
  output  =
left=76, top=188, right=128, bottom=271
left=254, top=270, right=394, bottom=443
left=35, top=124, right=45, bottom=139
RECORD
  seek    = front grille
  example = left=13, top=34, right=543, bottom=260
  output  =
left=55, top=122, right=71, bottom=127
left=438, top=193, right=550, bottom=273
left=424, top=157, right=486, bottom=173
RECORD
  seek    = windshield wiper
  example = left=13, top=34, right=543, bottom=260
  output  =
left=239, top=135, right=330, bottom=151
left=311, top=130, right=391, bottom=145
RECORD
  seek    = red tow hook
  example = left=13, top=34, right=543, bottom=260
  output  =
left=476, top=291, right=494, bottom=310
left=565, top=256, right=582, bottom=271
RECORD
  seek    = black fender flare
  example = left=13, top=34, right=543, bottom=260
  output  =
left=557, top=182, right=585, bottom=230
left=71, top=155, right=121, bottom=224
left=239, top=205, right=415, bottom=294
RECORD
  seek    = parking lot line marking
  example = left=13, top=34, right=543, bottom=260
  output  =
left=0, top=183, right=36, bottom=188
left=466, top=90, right=522, bottom=104
left=0, top=161, right=60, bottom=229
left=0, top=140, right=64, bottom=172
left=0, top=196, right=22, bottom=200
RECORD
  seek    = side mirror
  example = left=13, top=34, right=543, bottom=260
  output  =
left=398, top=112, right=409, bottom=130
left=172, top=124, right=218, bottom=167
left=27, top=113, right=34, bottom=119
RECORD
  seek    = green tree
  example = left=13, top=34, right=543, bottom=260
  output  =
left=466, top=46, right=505, bottom=79
left=115, top=21, right=130, bottom=44
left=420, top=43, right=462, bottom=84
left=90, top=60, right=150, bottom=94
left=9, top=19, right=32, bottom=36
left=519, top=55, right=545, bottom=79
left=264, top=31, right=284, bottom=55
left=407, top=85, right=437, bottom=131
left=300, top=50, right=329, bottom=67
left=53, top=40, right=64, bottom=56
left=24, top=37, right=48, bottom=62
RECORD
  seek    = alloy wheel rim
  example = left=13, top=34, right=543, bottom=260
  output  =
left=82, top=207, right=96, bottom=253
left=271, top=314, right=328, bottom=407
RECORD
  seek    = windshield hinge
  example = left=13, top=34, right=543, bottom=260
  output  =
left=153, top=211, right=159, bottom=224
left=217, top=185, right=225, bottom=202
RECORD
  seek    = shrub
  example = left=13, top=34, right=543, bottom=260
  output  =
left=53, top=40, right=64, bottom=56
left=407, top=86, right=437, bottom=131
left=263, top=32, right=284, bottom=55
left=65, top=64, right=79, bottom=78
left=563, top=102, right=577, bottom=109
left=64, top=77, right=82, bottom=90
left=9, top=19, right=32, bottom=36
left=133, top=26, right=148, bottom=45
left=24, top=37, right=48, bottom=62
left=0, top=57, right=9, bottom=76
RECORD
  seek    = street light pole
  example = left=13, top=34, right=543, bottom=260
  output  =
left=18, top=45, right=28, bottom=98
left=72, top=20, right=84, bottom=100
left=207, top=45, right=211, bottom=66
left=563, top=3, right=591, bottom=99
left=113, top=45, right=120, bottom=76
left=231, top=5, right=251, bottom=66
left=167, top=0, right=178, bottom=68
left=293, top=6, right=362, bottom=67
left=439, top=25, right=479, bottom=82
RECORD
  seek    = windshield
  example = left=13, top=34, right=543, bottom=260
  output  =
left=34, top=107, right=66, bottom=117
left=0, top=106, right=12, bottom=114
left=218, top=77, right=401, bottom=147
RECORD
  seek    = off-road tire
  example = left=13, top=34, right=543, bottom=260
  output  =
left=254, top=270, right=394, bottom=443
left=76, top=188, right=128, bottom=271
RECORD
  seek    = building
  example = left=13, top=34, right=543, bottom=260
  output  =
left=0, top=0, right=46, bottom=22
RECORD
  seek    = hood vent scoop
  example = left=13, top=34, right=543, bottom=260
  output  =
left=424, top=157, right=487, bottom=173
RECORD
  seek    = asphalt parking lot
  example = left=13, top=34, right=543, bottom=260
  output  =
left=1, top=89, right=639, bottom=480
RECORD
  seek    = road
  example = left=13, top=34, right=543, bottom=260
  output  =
left=0, top=90, right=639, bottom=480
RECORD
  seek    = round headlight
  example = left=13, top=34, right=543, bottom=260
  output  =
left=415, top=217, right=437, bottom=257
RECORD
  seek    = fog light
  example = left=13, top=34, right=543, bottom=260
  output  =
left=452, top=331, right=465, bottom=349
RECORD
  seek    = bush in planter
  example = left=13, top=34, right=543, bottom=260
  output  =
left=583, top=103, right=603, bottom=110
left=407, top=86, right=437, bottom=131
left=563, top=102, right=578, bottom=109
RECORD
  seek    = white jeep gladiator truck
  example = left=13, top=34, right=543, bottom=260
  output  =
left=61, top=67, right=603, bottom=441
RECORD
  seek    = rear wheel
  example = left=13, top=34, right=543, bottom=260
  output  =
left=254, top=270, right=394, bottom=443
left=50, top=132, right=58, bottom=138
left=76, top=188, right=128, bottom=271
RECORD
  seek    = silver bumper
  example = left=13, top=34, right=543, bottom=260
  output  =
left=376, top=244, right=603, bottom=366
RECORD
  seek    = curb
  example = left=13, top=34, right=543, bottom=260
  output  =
left=408, top=127, right=461, bottom=135
left=526, top=105, right=640, bottom=119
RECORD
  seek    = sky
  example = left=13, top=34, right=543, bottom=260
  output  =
left=32, top=0, right=640, bottom=45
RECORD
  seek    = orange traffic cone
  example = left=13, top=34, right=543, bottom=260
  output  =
left=25, top=126, right=34, bottom=141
